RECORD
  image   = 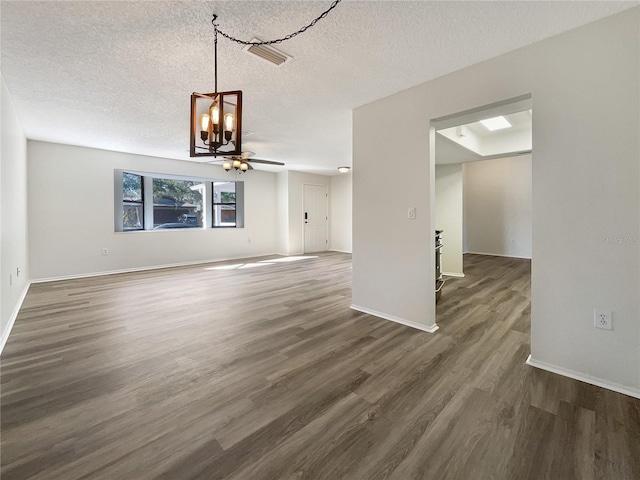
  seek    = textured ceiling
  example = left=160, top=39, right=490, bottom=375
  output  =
left=1, top=1, right=637, bottom=174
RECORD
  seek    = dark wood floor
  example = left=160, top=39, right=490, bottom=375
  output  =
left=1, top=252, right=638, bottom=479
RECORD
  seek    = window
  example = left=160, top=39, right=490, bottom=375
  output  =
left=152, top=178, right=203, bottom=229
left=115, top=171, right=243, bottom=232
left=213, top=181, right=236, bottom=227
left=122, top=172, right=144, bottom=231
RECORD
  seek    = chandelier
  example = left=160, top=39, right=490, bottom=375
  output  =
left=190, top=1, right=343, bottom=159
left=189, top=16, right=242, bottom=158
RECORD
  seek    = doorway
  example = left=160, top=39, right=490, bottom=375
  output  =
left=432, top=96, right=532, bottom=327
left=303, top=184, right=328, bottom=253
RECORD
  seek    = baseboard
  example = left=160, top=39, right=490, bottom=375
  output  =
left=350, top=304, right=439, bottom=333
left=1, top=282, right=31, bottom=354
left=443, top=272, right=464, bottom=278
left=464, top=251, right=531, bottom=260
left=526, top=354, right=640, bottom=399
left=30, top=252, right=282, bottom=284
left=329, top=249, right=352, bottom=254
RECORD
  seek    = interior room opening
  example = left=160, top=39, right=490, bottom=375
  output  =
left=431, top=96, right=532, bottom=337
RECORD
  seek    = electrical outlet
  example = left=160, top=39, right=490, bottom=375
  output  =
left=102, top=248, right=109, bottom=256
left=594, top=309, right=612, bottom=330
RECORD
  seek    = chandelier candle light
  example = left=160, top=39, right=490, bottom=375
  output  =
left=190, top=15, right=243, bottom=158
left=190, top=1, right=342, bottom=160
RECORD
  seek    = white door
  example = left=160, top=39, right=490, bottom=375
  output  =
left=303, top=184, right=328, bottom=253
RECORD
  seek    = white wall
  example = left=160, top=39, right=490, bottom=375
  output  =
left=331, top=171, right=352, bottom=253
left=276, top=171, right=290, bottom=255
left=1, top=75, right=29, bottom=348
left=464, top=155, right=532, bottom=258
left=435, top=164, right=463, bottom=276
left=28, top=141, right=280, bottom=280
left=353, top=9, right=640, bottom=395
left=279, top=170, right=350, bottom=255
left=286, top=171, right=331, bottom=255
left=353, top=90, right=434, bottom=331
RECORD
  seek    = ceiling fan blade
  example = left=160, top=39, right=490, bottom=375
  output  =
left=191, top=158, right=219, bottom=164
left=246, top=158, right=285, bottom=166
left=245, top=162, right=254, bottom=170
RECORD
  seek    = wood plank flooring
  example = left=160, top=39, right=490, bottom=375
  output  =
left=1, top=252, right=638, bottom=479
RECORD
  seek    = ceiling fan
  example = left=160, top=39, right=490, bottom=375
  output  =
left=210, top=151, right=285, bottom=172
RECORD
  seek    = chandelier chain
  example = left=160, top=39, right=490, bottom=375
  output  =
left=212, top=0, right=341, bottom=46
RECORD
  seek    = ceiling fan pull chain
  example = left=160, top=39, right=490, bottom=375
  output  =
left=213, top=0, right=341, bottom=47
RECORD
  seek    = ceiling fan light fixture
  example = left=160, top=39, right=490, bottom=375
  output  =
left=217, top=152, right=285, bottom=173
left=338, top=166, right=351, bottom=173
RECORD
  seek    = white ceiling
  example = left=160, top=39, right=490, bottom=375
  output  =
left=436, top=110, right=532, bottom=164
left=1, top=1, right=636, bottom=175
left=462, top=111, right=532, bottom=139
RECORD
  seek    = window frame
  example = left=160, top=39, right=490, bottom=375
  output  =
left=114, top=170, right=244, bottom=232
left=151, top=177, right=205, bottom=230
left=212, top=181, right=237, bottom=228
left=121, top=172, right=145, bottom=231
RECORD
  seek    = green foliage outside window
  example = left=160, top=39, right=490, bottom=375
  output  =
left=123, top=172, right=142, bottom=202
left=152, top=179, right=202, bottom=205
left=221, top=191, right=236, bottom=203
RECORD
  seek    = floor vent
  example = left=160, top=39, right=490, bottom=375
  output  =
left=242, top=38, right=292, bottom=67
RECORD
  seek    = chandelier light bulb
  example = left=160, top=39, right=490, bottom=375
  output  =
left=210, top=104, right=220, bottom=124
left=223, top=161, right=231, bottom=171
left=200, top=114, right=210, bottom=131
left=232, top=159, right=242, bottom=169
left=240, top=162, right=249, bottom=171
left=224, top=113, right=235, bottom=132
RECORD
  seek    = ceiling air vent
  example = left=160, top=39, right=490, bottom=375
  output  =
left=242, top=38, right=292, bottom=67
